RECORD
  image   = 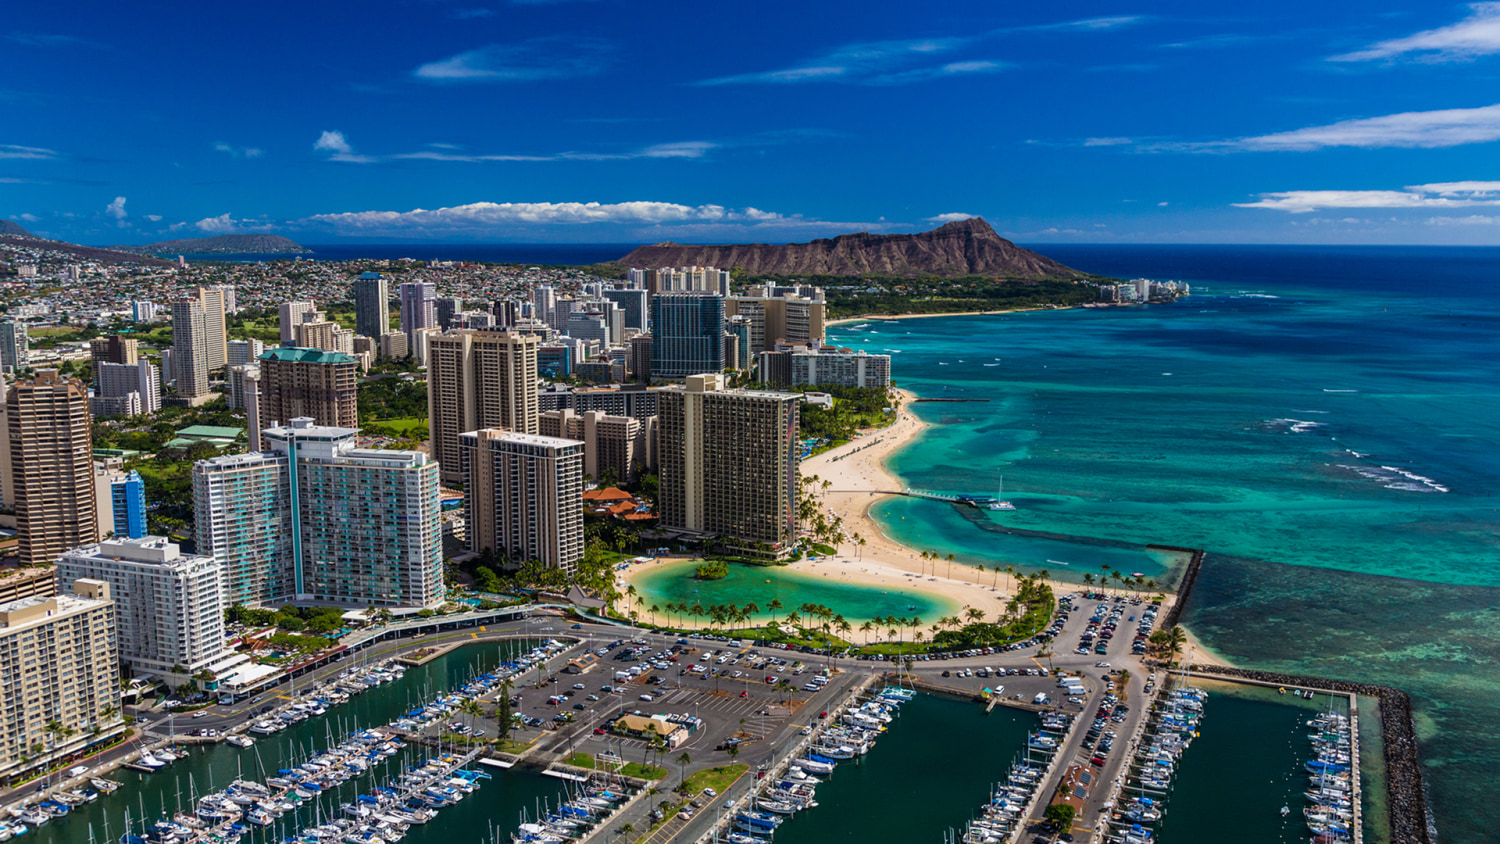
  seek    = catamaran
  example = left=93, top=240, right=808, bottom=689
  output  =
left=988, top=476, right=1015, bottom=511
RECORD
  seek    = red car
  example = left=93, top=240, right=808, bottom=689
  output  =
left=594, top=727, right=608, bottom=735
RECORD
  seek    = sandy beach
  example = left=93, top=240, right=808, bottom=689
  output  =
left=619, top=385, right=1209, bottom=654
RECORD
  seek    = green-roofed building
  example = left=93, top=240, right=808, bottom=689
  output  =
left=164, top=424, right=246, bottom=453
left=253, top=346, right=359, bottom=447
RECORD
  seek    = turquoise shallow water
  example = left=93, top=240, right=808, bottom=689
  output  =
left=631, top=559, right=959, bottom=626
left=833, top=245, right=1500, bottom=844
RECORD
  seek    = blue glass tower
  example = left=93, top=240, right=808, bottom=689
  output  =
left=111, top=470, right=147, bottom=539
left=650, top=293, right=725, bottom=378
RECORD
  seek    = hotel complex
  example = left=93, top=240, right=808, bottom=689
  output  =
left=657, top=374, right=801, bottom=557
left=192, top=418, right=443, bottom=609
left=459, top=429, right=585, bottom=573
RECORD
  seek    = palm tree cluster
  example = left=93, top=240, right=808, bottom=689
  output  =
left=928, top=573, right=1055, bottom=651
left=1081, top=566, right=1159, bottom=596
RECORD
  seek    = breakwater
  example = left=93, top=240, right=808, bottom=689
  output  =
left=1188, top=664, right=1430, bottom=844
left=1158, top=547, right=1205, bottom=629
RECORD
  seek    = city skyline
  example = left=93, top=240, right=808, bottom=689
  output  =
left=6, top=2, right=1500, bottom=245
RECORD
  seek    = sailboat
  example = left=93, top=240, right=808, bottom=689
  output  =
left=988, top=476, right=1016, bottom=511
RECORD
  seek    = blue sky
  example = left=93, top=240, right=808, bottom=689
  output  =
left=6, top=1, right=1500, bottom=245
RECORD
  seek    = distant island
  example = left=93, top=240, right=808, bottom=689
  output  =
left=617, top=218, right=1084, bottom=279
left=112, top=234, right=311, bottom=256
left=1, top=225, right=175, bottom=268
left=0, top=220, right=33, bottom=237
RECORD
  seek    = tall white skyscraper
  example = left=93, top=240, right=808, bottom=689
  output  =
left=193, top=286, right=229, bottom=370
left=227, top=338, right=265, bottom=367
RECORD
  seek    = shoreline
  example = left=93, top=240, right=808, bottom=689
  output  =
left=825, top=305, right=1067, bottom=328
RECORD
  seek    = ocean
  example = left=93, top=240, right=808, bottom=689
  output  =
left=828, top=244, right=1500, bottom=844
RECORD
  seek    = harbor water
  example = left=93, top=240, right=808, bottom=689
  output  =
left=769, top=692, right=1033, bottom=843
left=27, top=641, right=564, bottom=844
left=830, top=244, right=1500, bottom=843
left=1150, top=681, right=1349, bottom=844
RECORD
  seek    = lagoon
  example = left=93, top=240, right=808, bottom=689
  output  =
left=629, top=560, right=960, bottom=627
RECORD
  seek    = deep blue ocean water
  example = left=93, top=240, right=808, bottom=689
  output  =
left=829, top=245, right=1500, bottom=844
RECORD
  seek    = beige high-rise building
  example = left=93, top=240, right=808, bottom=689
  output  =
left=7, top=371, right=98, bottom=566
left=657, top=373, right=800, bottom=558
left=255, top=348, right=358, bottom=433
left=194, top=286, right=229, bottom=370
left=539, top=408, right=650, bottom=484
left=458, top=428, right=584, bottom=572
left=170, top=298, right=212, bottom=399
left=293, top=319, right=336, bottom=352
left=279, top=300, right=317, bottom=344
left=0, top=579, right=123, bottom=783
left=427, top=331, right=539, bottom=484
left=88, top=335, right=138, bottom=383
left=723, top=295, right=825, bottom=354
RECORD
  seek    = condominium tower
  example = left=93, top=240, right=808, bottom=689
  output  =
left=170, top=298, right=212, bottom=399
left=657, top=374, right=800, bottom=557
left=353, top=272, right=390, bottom=338
left=459, top=429, right=584, bottom=572
left=193, top=418, right=442, bottom=609
left=279, top=301, right=317, bottom=344
left=0, top=580, right=122, bottom=783
left=7, top=371, right=97, bottom=566
left=56, top=537, right=226, bottom=676
left=426, top=331, right=539, bottom=484
left=399, top=282, right=436, bottom=346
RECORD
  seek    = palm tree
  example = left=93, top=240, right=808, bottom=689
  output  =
left=1082, top=573, right=1095, bottom=589
left=676, top=751, right=691, bottom=785
left=726, top=743, right=741, bottom=763
left=649, top=603, right=661, bottom=626
left=767, top=598, right=783, bottom=615
left=965, top=607, right=984, bottom=624
left=859, top=620, right=875, bottom=643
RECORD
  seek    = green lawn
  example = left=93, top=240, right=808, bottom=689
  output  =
left=563, top=752, right=668, bottom=781
left=367, top=417, right=427, bottom=434
left=493, top=738, right=531, bottom=755
left=680, top=764, right=748, bottom=796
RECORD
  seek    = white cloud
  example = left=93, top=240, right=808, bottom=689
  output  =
left=1331, top=3, right=1500, bottom=62
left=0, top=144, right=58, bottom=160
left=214, top=142, right=264, bottom=159
left=1140, top=103, right=1500, bottom=152
left=1237, top=103, right=1500, bottom=150
left=106, top=196, right=127, bottom=220
left=313, top=131, right=374, bottom=164
left=1233, top=181, right=1500, bottom=212
left=867, top=60, right=1008, bottom=85
left=1084, top=137, right=1132, bottom=146
left=314, top=131, right=718, bottom=164
left=144, top=214, right=162, bottom=222
left=923, top=212, right=979, bottom=223
left=414, top=38, right=611, bottom=82
left=1157, top=201, right=1169, bottom=206
left=302, top=201, right=743, bottom=231
left=194, top=214, right=243, bottom=233
left=1426, top=214, right=1500, bottom=225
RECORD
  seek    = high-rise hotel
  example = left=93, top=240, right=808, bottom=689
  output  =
left=459, top=429, right=584, bottom=573
left=427, top=331, right=540, bottom=485
left=192, top=418, right=443, bottom=609
left=657, top=374, right=801, bottom=558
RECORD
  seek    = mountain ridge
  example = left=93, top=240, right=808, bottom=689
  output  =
left=618, top=218, right=1086, bottom=279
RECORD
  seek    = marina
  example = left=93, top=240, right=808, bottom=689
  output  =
left=7, top=641, right=569, bottom=844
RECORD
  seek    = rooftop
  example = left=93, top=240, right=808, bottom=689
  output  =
left=176, top=425, right=247, bottom=439
left=258, top=347, right=356, bottom=365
